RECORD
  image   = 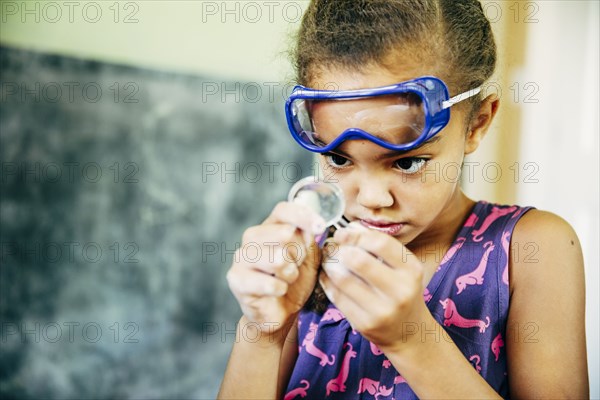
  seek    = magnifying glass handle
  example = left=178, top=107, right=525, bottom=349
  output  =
left=316, top=226, right=337, bottom=248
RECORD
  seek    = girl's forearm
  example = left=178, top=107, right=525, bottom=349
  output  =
left=382, top=315, right=502, bottom=399
left=217, top=316, right=293, bottom=400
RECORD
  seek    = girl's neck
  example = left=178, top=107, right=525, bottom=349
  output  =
left=407, top=191, right=476, bottom=263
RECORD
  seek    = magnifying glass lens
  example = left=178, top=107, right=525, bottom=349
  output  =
left=287, top=176, right=345, bottom=228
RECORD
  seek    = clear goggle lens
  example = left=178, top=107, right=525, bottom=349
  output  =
left=290, top=93, right=426, bottom=148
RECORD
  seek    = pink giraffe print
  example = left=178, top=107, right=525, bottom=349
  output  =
left=322, top=308, right=345, bottom=322
left=455, top=241, right=495, bottom=294
left=469, top=354, right=482, bottom=373
left=464, top=212, right=479, bottom=227
left=325, top=343, right=356, bottom=395
left=439, top=298, right=490, bottom=333
left=357, top=377, right=394, bottom=399
left=491, top=333, right=504, bottom=361
left=284, top=380, right=310, bottom=400
left=511, top=207, right=525, bottom=219
left=501, top=230, right=510, bottom=285
left=437, top=237, right=467, bottom=272
left=394, top=374, right=407, bottom=384
left=423, top=287, right=433, bottom=303
left=302, top=322, right=335, bottom=366
left=370, top=341, right=384, bottom=356
left=471, top=206, right=517, bottom=242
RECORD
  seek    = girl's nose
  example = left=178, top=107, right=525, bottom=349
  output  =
left=356, top=179, right=394, bottom=210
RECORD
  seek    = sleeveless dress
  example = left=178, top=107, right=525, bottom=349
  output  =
left=284, top=201, right=534, bottom=399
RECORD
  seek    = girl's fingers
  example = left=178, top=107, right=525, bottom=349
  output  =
left=227, top=266, right=290, bottom=297
left=263, top=201, right=327, bottom=244
left=318, top=271, right=374, bottom=328
left=329, top=244, right=415, bottom=294
left=320, top=258, right=381, bottom=311
left=333, top=222, right=423, bottom=273
left=239, top=224, right=307, bottom=272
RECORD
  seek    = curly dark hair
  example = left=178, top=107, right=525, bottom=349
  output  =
left=289, top=0, right=496, bottom=123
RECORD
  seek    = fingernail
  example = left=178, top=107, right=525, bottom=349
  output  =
left=322, top=259, right=347, bottom=277
left=283, top=263, right=297, bottom=277
left=294, top=251, right=306, bottom=266
left=334, top=228, right=350, bottom=242
left=302, top=231, right=313, bottom=249
left=271, top=283, right=286, bottom=296
left=318, top=275, right=325, bottom=288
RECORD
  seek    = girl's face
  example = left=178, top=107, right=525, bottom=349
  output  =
left=310, top=65, right=475, bottom=247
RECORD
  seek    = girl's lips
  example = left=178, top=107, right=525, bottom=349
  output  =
left=359, top=220, right=404, bottom=235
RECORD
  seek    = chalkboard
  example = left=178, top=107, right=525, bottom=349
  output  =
left=0, top=45, right=313, bottom=399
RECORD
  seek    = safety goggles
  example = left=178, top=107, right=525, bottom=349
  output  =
left=285, top=76, right=481, bottom=153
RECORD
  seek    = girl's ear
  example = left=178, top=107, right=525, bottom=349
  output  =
left=464, top=94, right=500, bottom=154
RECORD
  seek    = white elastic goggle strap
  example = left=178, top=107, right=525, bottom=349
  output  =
left=441, top=87, right=482, bottom=109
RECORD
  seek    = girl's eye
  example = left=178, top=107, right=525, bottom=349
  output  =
left=324, top=153, right=352, bottom=168
left=394, top=157, right=427, bottom=174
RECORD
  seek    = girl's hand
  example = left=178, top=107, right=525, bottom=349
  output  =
left=319, top=222, right=431, bottom=352
left=226, top=201, right=326, bottom=338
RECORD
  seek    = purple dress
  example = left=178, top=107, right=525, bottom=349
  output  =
left=284, top=201, right=534, bottom=399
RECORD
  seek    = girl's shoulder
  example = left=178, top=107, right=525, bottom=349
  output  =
left=511, top=207, right=582, bottom=263
left=508, top=207, right=584, bottom=293
left=503, top=208, right=587, bottom=396
left=474, top=199, right=577, bottom=239
left=512, top=207, right=579, bottom=241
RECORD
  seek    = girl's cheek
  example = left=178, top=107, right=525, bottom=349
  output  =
left=416, top=162, right=447, bottom=186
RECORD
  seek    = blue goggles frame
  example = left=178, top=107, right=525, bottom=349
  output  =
left=284, top=76, right=481, bottom=153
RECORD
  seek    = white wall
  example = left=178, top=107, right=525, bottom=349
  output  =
left=0, top=0, right=307, bottom=82
left=516, top=2, right=599, bottom=395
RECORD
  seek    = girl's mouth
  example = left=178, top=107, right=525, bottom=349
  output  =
left=359, top=219, right=404, bottom=236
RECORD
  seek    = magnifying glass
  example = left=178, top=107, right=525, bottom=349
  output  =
left=287, top=176, right=348, bottom=245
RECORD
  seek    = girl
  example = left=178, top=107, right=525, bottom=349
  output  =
left=218, top=1, right=588, bottom=398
